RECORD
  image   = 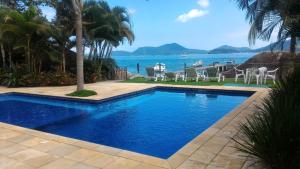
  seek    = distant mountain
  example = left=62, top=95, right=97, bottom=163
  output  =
left=112, top=41, right=299, bottom=56
left=113, top=43, right=207, bottom=56
left=208, top=45, right=252, bottom=54
left=254, top=40, right=300, bottom=52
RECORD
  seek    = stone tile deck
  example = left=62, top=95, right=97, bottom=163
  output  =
left=0, top=81, right=269, bottom=169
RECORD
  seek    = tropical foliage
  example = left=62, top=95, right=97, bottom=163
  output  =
left=0, top=0, right=134, bottom=87
left=236, top=0, right=300, bottom=55
left=234, top=67, right=300, bottom=169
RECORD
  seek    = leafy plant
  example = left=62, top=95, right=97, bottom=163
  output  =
left=2, top=66, right=24, bottom=87
left=235, top=0, right=300, bottom=55
left=234, top=68, right=300, bottom=169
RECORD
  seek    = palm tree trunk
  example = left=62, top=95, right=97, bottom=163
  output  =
left=27, top=37, right=31, bottom=72
left=61, top=46, right=66, bottom=73
left=75, top=7, right=84, bottom=91
left=0, top=43, right=5, bottom=68
left=8, top=49, right=12, bottom=68
left=290, top=34, right=297, bottom=57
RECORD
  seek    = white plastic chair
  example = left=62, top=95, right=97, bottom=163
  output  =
left=204, top=67, right=225, bottom=83
left=154, top=63, right=166, bottom=81
left=154, top=63, right=166, bottom=72
left=234, top=67, right=245, bottom=83
left=246, top=67, right=267, bottom=85
left=257, top=67, right=267, bottom=85
left=264, top=68, right=279, bottom=84
left=175, top=72, right=185, bottom=82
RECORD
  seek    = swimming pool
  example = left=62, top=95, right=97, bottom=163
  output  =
left=0, top=87, right=253, bottom=158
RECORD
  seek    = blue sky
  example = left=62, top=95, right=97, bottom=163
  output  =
left=42, top=0, right=276, bottom=51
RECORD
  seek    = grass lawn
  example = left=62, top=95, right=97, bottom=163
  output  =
left=122, top=77, right=274, bottom=88
left=66, top=89, right=98, bottom=97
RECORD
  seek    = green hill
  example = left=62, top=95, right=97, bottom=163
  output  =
left=208, top=45, right=252, bottom=54
left=112, top=41, right=299, bottom=56
left=113, top=43, right=207, bottom=56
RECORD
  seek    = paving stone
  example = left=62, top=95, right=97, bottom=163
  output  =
left=65, top=149, right=101, bottom=162
left=198, top=142, right=224, bottom=154
left=24, top=154, right=57, bottom=168
left=69, top=163, right=99, bottom=169
left=0, top=144, right=27, bottom=156
left=39, top=158, right=77, bottom=169
left=0, top=140, right=14, bottom=148
left=47, top=144, right=79, bottom=157
left=83, top=152, right=116, bottom=168
left=189, top=150, right=216, bottom=165
left=133, top=163, right=165, bottom=169
left=9, top=149, right=48, bottom=162
left=4, top=161, right=35, bottom=169
left=103, top=158, right=140, bottom=169
left=0, top=156, right=19, bottom=168
left=7, top=134, right=34, bottom=143
left=32, top=140, right=62, bottom=152
left=177, top=159, right=206, bottom=169
left=19, top=137, right=48, bottom=147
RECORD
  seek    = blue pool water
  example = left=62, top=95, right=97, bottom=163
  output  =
left=0, top=88, right=252, bottom=158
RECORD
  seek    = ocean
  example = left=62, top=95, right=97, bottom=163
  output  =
left=112, top=53, right=256, bottom=75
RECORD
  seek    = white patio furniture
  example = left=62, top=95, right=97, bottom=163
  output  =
left=264, top=68, right=279, bottom=84
left=257, top=67, right=267, bottom=84
left=197, top=69, right=207, bottom=79
left=185, top=67, right=202, bottom=82
left=234, top=67, right=245, bottom=83
left=153, top=63, right=166, bottom=80
left=245, top=67, right=267, bottom=85
left=204, top=67, right=225, bottom=82
left=154, top=63, right=166, bottom=72
left=175, top=72, right=185, bottom=82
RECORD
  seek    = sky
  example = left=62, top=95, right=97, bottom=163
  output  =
left=42, top=0, right=277, bottom=52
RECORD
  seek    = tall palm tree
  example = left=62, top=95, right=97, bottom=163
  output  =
left=71, top=0, right=84, bottom=91
left=0, top=7, right=9, bottom=68
left=0, top=6, right=52, bottom=71
left=236, top=0, right=300, bottom=56
left=53, top=0, right=75, bottom=73
left=83, top=0, right=134, bottom=60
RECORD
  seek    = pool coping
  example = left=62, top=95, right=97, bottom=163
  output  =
left=0, top=84, right=269, bottom=169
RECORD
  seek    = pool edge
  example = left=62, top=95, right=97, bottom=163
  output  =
left=0, top=85, right=269, bottom=169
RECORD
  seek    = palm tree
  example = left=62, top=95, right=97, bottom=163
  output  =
left=83, top=0, right=134, bottom=60
left=0, top=7, right=8, bottom=68
left=53, top=0, right=75, bottom=73
left=3, top=6, right=52, bottom=72
left=235, top=0, right=300, bottom=56
left=0, top=6, right=54, bottom=72
left=71, top=0, right=84, bottom=91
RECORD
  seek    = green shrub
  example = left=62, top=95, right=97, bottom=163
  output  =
left=66, top=89, right=97, bottom=97
left=72, top=58, right=118, bottom=83
left=0, top=66, right=24, bottom=87
left=0, top=70, right=76, bottom=87
left=234, top=68, right=300, bottom=169
left=100, top=58, right=118, bottom=80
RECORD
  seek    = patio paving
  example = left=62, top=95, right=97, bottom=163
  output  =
left=0, top=81, right=269, bottom=169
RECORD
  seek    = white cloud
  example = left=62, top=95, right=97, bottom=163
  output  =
left=197, top=0, right=209, bottom=8
left=128, top=8, right=136, bottom=15
left=177, top=9, right=209, bottom=23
